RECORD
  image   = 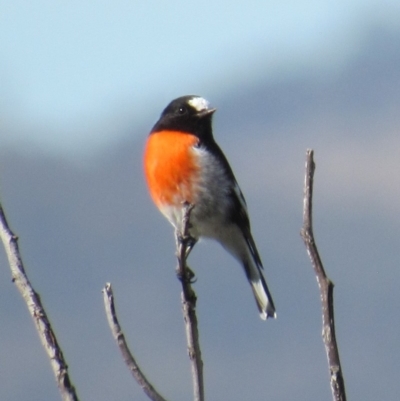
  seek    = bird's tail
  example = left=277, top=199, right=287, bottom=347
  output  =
left=244, top=260, right=276, bottom=320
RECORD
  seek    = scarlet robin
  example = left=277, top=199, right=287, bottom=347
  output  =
left=144, top=95, right=276, bottom=319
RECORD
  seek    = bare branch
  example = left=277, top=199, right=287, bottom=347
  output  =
left=176, top=203, right=204, bottom=401
left=102, top=283, right=168, bottom=401
left=0, top=201, right=79, bottom=401
left=103, top=202, right=203, bottom=401
left=300, top=149, right=347, bottom=401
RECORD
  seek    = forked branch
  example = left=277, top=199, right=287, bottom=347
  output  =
left=300, top=149, right=347, bottom=401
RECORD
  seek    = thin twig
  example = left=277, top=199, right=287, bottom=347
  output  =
left=0, top=201, right=79, bottom=401
left=102, top=283, right=168, bottom=401
left=176, top=203, right=204, bottom=401
left=300, top=149, right=347, bottom=401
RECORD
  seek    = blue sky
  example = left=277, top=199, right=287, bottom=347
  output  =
left=1, top=0, right=400, bottom=154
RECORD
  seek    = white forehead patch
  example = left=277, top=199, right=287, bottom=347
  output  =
left=188, top=97, right=210, bottom=112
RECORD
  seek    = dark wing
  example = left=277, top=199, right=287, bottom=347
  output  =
left=205, top=137, right=264, bottom=269
left=229, top=182, right=263, bottom=269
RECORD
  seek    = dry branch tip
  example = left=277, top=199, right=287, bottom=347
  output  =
left=301, top=149, right=347, bottom=401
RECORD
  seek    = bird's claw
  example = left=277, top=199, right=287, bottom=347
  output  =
left=176, top=265, right=197, bottom=283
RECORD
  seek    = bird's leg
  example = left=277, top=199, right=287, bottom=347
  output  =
left=176, top=202, right=197, bottom=256
left=175, top=225, right=197, bottom=255
left=175, top=202, right=198, bottom=283
left=175, top=228, right=197, bottom=283
left=185, top=235, right=197, bottom=259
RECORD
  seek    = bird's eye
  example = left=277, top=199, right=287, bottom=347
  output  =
left=178, top=106, right=187, bottom=115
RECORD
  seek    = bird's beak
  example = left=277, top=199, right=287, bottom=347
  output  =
left=196, top=108, right=217, bottom=118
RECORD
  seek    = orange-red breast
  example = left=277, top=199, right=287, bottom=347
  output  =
left=144, top=95, right=276, bottom=319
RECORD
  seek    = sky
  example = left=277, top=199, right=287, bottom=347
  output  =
left=1, top=0, right=400, bottom=155
left=1, top=2, right=400, bottom=401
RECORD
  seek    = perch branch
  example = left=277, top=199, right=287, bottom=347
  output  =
left=102, top=283, right=168, bottom=401
left=0, top=200, right=79, bottom=401
left=300, top=149, right=347, bottom=401
left=176, top=203, right=204, bottom=401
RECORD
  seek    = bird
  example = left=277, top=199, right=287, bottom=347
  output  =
left=143, top=95, right=276, bottom=320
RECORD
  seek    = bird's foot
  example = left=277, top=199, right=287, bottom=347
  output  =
left=176, top=264, right=197, bottom=284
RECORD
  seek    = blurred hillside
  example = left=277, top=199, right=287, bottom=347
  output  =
left=0, top=26, right=399, bottom=401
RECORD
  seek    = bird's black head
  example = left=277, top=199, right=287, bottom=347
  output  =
left=151, top=95, right=216, bottom=138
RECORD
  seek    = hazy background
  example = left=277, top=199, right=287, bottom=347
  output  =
left=1, top=1, right=399, bottom=400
